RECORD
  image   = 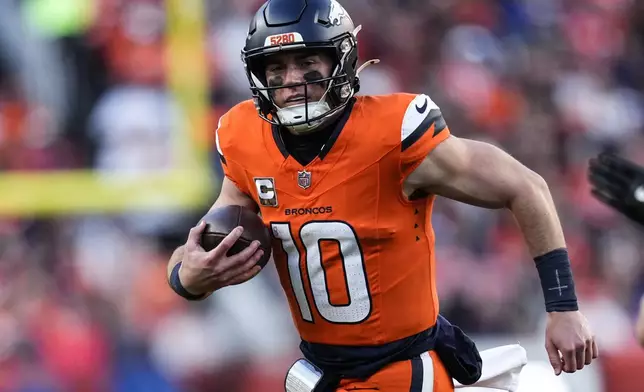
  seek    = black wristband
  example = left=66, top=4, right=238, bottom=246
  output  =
left=534, top=248, right=579, bottom=312
left=169, top=262, right=207, bottom=301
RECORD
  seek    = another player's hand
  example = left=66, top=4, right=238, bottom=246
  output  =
left=588, top=153, right=644, bottom=226
left=545, top=311, right=598, bottom=375
left=178, top=221, right=264, bottom=295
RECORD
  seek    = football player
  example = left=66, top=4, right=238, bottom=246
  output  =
left=588, top=152, right=644, bottom=346
left=167, top=0, right=598, bottom=390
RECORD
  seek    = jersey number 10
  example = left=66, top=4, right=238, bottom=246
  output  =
left=271, top=221, right=372, bottom=324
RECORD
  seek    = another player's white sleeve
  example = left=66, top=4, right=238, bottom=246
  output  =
left=399, top=94, right=451, bottom=176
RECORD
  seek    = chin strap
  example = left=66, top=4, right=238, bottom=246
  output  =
left=352, top=24, right=380, bottom=77
left=356, top=59, right=380, bottom=76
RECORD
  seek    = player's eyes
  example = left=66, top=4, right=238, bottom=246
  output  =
left=266, top=65, right=284, bottom=73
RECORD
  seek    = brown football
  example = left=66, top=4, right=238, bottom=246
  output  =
left=199, top=205, right=272, bottom=268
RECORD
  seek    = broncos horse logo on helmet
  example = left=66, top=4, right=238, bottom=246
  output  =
left=329, top=0, right=349, bottom=26
left=241, top=0, right=375, bottom=134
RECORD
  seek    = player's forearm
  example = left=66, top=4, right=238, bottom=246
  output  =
left=166, top=245, right=186, bottom=282
left=509, top=174, right=580, bottom=312
left=507, top=173, right=566, bottom=258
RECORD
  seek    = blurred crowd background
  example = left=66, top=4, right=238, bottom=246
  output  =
left=1, top=0, right=644, bottom=391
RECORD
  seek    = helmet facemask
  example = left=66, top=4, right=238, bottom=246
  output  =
left=242, top=29, right=361, bottom=134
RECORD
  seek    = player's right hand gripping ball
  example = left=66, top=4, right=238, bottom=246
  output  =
left=200, top=205, right=273, bottom=268
left=589, top=152, right=644, bottom=226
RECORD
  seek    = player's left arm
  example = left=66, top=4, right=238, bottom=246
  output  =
left=404, top=133, right=598, bottom=374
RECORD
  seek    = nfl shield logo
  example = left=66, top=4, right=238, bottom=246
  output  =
left=297, top=170, right=312, bottom=190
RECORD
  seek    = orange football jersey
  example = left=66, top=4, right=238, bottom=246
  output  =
left=215, top=93, right=451, bottom=346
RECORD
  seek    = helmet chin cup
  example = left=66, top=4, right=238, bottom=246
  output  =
left=276, top=101, right=332, bottom=134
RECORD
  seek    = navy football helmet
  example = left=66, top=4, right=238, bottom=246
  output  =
left=241, top=0, right=373, bottom=133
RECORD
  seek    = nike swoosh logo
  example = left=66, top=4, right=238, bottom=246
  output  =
left=415, top=98, right=428, bottom=114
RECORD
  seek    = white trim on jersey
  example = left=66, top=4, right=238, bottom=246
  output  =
left=215, top=117, right=224, bottom=156
left=400, top=94, right=441, bottom=144
left=420, top=351, right=436, bottom=392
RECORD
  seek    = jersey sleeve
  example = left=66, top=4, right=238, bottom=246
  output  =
left=398, top=94, right=451, bottom=177
left=214, top=110, right=252, bottom=197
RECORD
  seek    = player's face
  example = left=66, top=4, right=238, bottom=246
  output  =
left=264, top=50, right=333, bottom=108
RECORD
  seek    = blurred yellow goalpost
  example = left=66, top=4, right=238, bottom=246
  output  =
left=0, top=0, right=214, bottom=216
